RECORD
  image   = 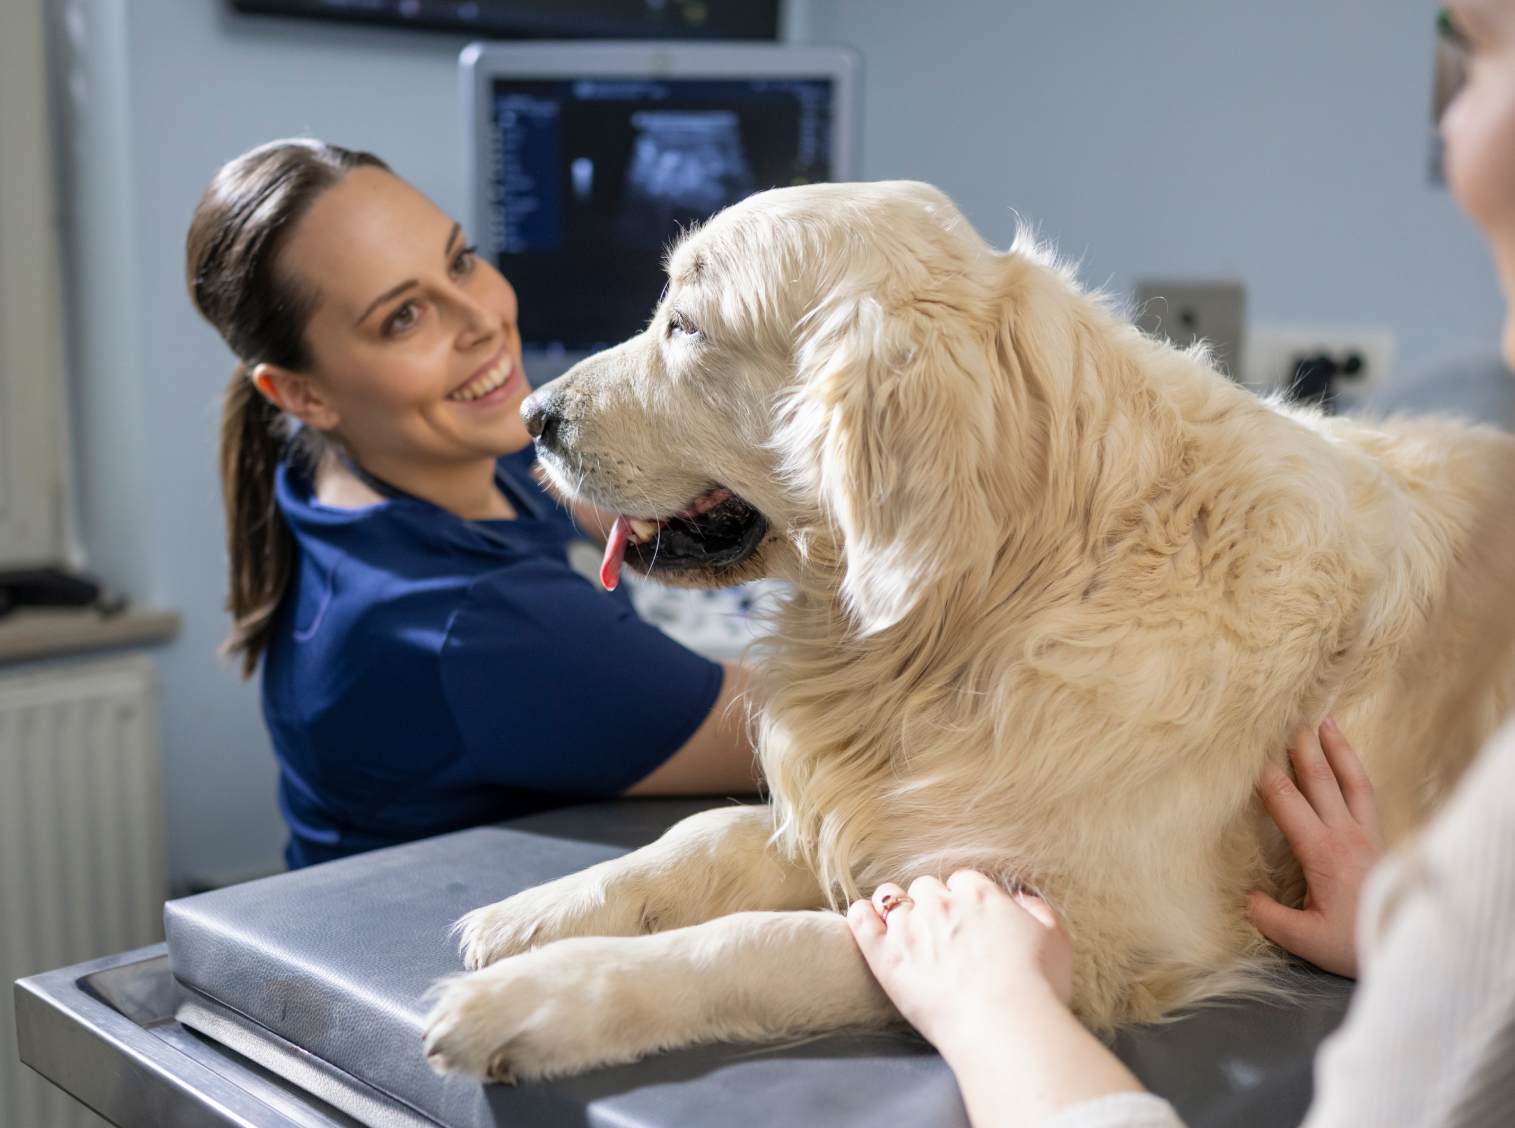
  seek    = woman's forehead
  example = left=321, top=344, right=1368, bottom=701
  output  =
left=286, top=169, right=454, bottom=311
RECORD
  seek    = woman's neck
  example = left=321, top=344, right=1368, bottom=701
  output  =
left=316, top=448, right=517, bottom=520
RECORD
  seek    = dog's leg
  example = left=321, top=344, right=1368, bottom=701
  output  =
left=459, top=805, right=825, bottom=969
left=424, top=909, right=899, bottom=1081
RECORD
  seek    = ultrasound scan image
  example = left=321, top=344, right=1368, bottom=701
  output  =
left=488, top=77, right=832, bottom=350
left=615, top=110, right=755, bottom=247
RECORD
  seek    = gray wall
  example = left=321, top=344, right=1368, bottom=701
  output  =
left=47, top=0, right=1502, bottom=889
left=811, top=0, right=1502, bottom=376
left=51, top=0, right=479, bottom=888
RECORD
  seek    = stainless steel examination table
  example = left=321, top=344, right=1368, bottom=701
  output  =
left=16, top=799, right=1353, bottom=1128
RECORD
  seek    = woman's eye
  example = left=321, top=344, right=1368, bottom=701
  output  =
left=386, top=301, right=420, bottom=334
left=451, top=245, right=479, bottom=276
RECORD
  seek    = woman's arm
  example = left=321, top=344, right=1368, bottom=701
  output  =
left=848, top=873, right=1158, bottom=1128
left=623, top=661, right=763, bottom=795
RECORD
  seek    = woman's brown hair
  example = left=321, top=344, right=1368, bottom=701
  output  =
left=186, top=139, right=389, bottom=676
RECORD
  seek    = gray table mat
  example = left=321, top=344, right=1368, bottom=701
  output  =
left=164, top=799, right=1352, bottom=1128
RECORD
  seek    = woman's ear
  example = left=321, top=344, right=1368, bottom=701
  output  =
left=797, top=295, right=1002, bottom=634
left=251, top=364, right=341, bottom=431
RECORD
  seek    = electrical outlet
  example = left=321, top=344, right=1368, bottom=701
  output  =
left=1134, top=280, right=1247, bottom=382
left=1244, top=328, right=1396, bottom=413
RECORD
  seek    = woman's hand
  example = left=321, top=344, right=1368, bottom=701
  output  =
left=848, top=872, right=1144, bottom=1128
left=847, top=872, right=1072, bottom=1046
left=1247, top=717, right=1383, bottom=978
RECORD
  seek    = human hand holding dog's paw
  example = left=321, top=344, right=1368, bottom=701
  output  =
left=1248, top=717, right=1383, bottom=979
left=848, top=872, right=1143, bottom=1128
left=847, top=872, right=1071, bottom=1047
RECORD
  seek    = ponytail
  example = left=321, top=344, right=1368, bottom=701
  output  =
left=187, top=139, right=388, bottom=676
left=220, top=366, right=296, bottom=676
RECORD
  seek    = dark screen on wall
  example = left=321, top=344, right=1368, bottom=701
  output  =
left=230, top=0, right=779, bottom=41
left=488, top=77, right=833, bottom=350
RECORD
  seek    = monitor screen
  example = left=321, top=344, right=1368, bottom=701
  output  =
left=232, top=0, right=779, bottom=41
left=486, top=76, right=835, bottom=351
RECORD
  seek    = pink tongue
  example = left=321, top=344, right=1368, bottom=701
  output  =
left=600, top=516, right=631, bottom=591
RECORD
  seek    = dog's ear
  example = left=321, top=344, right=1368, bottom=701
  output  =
left=792, top=294, right=1003, bottom=634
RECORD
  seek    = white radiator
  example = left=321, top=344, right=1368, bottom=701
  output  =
left=0, top=655, right=165, bottom=1128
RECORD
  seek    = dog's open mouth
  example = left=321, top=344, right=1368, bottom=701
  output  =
left=598, top=487, right=767, bottom=590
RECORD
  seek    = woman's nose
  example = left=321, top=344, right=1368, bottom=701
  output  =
left=456, top=291, right=504, bottom=345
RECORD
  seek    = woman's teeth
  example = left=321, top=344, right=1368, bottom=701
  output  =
left=449, top=357, right=512, bottom=402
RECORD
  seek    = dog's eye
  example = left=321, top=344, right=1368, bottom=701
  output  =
left=667, top=311, right=701, bottom=342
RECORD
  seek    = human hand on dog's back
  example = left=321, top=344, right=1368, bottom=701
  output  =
left=1247, top=717, right=1384, bottom=978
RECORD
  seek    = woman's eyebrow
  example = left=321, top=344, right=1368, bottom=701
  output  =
left=353, top=225, right=465, bottom=327
left=355, top=279, right=417, bottom=327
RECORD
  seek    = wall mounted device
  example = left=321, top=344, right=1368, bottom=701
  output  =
left=461, top=40, right=861, bottom=359
left=1134, top=280, right=1247, bottom=384
left=232, top=0, right=780, bottom=42
left=1245, top=328, right=1395, bottom=414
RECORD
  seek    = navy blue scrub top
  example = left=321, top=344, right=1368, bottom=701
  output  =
left=262, top=447, right=724, bottom=869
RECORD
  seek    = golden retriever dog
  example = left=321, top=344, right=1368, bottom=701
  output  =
left=421, top=180, right=1515, bottom=1082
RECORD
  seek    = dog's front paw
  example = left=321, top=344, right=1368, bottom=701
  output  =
left=458, top=868, right=647, bottom=970
left=423, top=941, right=660, bottom=1082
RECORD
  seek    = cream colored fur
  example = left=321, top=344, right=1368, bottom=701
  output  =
left=422, top=181, right=1515, bottom=1081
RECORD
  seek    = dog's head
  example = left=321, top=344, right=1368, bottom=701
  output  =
left=525, top=180, right=1053, bottom=633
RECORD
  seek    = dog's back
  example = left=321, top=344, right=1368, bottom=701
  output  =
left=756, top=225, right=1515, bottom=1026
left=1306, top=410, right=1515, bottom=834
left=496, top=176, right=1515, bottom=1033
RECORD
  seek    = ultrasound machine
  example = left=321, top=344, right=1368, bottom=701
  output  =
left=462, top=40, right=860, bottom=370
left=17, top=40, right=1351, bottom=1128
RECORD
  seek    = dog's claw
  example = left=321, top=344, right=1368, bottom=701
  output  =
left=487, top=1049, right=514, bottom=1083
left=455, top=871, right=648, bottom=971
left=421, top=942, right=663, bottom=1082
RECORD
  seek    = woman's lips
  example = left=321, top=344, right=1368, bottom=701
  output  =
left=448, top=357, right=525, bottom=408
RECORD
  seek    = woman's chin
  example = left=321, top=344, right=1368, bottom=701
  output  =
left=482, top=406, right=535, bottom=457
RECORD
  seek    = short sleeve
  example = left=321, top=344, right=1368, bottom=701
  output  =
left=439, top=557, right=725, bottom=796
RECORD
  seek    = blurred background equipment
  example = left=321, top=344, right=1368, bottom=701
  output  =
left=1135, top=279, right=1247, bottom=383
left=1, top=656, right=164, bottom=1128
left=1246, top=328, right=1396, bottom=414
left=231, top=0, right=781, bottom=41
left=463, top=40, right=860, bottom=360
left=0, top=568, right=121, bottom=619
left=2, top=3, right=170, bottom=1121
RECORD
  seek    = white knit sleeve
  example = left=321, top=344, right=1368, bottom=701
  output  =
left=1301, top=718, right=1515, bottom=1128
left=1036, top=1092, right=1186, bottom=1128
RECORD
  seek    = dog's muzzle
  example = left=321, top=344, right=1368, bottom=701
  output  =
left=521, top=390, right=563, bottom=453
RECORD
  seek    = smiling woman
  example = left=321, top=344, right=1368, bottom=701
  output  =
left=185, top=140, right=760, bottom=868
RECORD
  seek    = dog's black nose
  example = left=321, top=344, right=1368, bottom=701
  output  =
left=521, top=391, right=562, bottom=450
